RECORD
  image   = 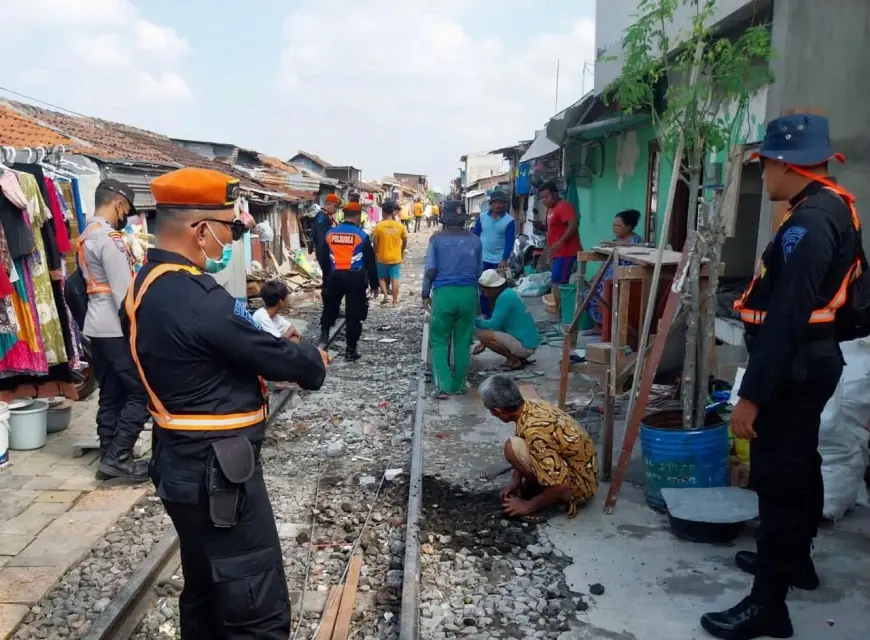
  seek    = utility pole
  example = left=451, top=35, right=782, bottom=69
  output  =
left=554, top=59, right=560, bottom=114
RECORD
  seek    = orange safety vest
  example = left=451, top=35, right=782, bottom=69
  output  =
left=77, top=222, right=112, bottom=295
left=125, top=263, right=268, bottom=431
left=733, top=174, right=861, bottom=325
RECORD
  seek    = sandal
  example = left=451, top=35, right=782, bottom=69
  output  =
left=499, top=359, right=526, bottom=372
left=429, top=388, right=449, bottom=400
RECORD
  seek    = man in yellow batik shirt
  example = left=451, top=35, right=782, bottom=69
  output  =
left=479, top=375, right=599, bottom=522
left=372, top=201, right=408, bottom=307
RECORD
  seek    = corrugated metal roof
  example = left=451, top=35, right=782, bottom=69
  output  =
left=289, top=150, right=332, bottom=169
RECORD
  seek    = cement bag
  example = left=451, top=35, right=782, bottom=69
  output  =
left=819, top=339, right=870, bottom=520
left=516, top=272, right=552, bottom=297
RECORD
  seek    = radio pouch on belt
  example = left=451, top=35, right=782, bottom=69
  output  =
left=207, top=436, right=256, bottom=528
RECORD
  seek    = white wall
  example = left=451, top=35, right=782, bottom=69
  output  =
left=595, top=0, right=764, bottom=93
left=463, top=153, right=508, bottom=187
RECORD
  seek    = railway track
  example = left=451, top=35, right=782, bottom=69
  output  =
left=81, top=319, right=348, bottom=640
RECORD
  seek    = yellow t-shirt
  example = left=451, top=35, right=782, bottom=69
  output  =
left=399, top=205, right=410, bottom=221
left=432, top=205, right=440, bottom=217
left=373, top=219, right=408, bottom=264
left=414, top=202, right=424, bottom=217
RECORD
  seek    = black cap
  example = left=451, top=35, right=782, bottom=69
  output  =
left=97, top=179, right=137, bottom=214
left=382, top=200, right=397, bottom=214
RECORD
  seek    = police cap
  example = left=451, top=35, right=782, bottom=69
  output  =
left=151, top=167, right=241, bottom=210
left=343, top=201, right=362, bottom=214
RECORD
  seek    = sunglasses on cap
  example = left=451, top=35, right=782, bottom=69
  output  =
left=190, top=218, right=247, bottom=242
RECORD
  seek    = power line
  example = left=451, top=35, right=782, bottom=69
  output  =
left=0, top=85, right=94, bottom=120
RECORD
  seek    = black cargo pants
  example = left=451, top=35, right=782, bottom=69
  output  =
left=748, top=340, right=842, bottom=604
left=151, top=441, right=290, bottom=640
left=89, top=336, right=150, bottom=451
left=321, top=270, right=368, bottom=348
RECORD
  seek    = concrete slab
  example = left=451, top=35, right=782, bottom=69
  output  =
left=0, top=566, right=63, bottom=604
left=424, top=293, right=870, bottom=639
left=0, top=605, right=29, bottom=638
left=542, top=483, right=870, bottom=639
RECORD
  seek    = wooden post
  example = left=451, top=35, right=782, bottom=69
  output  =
left=604, top=233, right=699, bottom=512
left=557, top=254, right=613, bottom=409
left=602, top=369, right=615, bottom=482
left=609, top=247, right=621, bottom=396
left=316, top=586, right=343, bottom=640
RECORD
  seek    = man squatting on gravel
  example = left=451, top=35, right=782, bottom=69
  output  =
left=479, top=375, right=600, bottom=522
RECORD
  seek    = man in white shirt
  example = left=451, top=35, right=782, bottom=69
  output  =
left=253, top=280, right=301, bottom=342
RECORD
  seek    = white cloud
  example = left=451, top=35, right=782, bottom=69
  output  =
left=3, top=0, right=192, bottom=113
left=277, top=0, right=595, bottom=186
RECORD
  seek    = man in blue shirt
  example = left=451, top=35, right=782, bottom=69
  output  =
left=422, top=200, right=482, bottom=398
left=472, top=189, right=515, bottom=316
left=473, top=269, right=541, bottom=370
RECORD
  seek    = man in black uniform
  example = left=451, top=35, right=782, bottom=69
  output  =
left=318, top=201, right=379, bottom=360
left=121, top=167, right=328, bottom=639
left=312, top=193, right=341, bottom=291
left=701, top=115, right=859, bottom=639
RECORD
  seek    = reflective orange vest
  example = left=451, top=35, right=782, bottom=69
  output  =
left=125, top=263, right=268, bottom=431
left=733, top=174, right=861, bottom=326
left=77, top=222, right=112, bottom=295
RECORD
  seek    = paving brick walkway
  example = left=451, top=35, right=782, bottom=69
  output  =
left=0, top=400, right=150, bottom=638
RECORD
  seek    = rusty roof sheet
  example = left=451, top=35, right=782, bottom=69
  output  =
left=258, top=155, right=298, bottom=174
left=290, top=150, right=332, bottom=169
left=3, top=101, right=280, bottom=194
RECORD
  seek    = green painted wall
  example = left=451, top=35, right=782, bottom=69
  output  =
left=566, top=120, right=674, bottom=253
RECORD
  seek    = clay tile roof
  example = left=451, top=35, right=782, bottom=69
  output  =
left=291, top=150, right=332, bottom=169
left=0, top=103, right=101, bottom=155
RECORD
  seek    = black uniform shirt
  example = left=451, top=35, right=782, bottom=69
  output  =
left=312, top=211, right=335, bottom=275
left=120, top=248, right=326, bottom=456
left=739, top=180, right=857, bottom=406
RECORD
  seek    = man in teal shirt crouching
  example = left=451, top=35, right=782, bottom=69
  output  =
left=473, top=269, right=541, bottom=371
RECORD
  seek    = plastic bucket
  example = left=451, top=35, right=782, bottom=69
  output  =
left=9, top=399, right=49, bottom=451
left=640, top=409, right=730, bottom=511
left=559, top=284, right=594, bottom=330
left=0, top=402, right=9, bottom=466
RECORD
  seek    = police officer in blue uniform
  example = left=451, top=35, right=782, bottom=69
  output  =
left=701, top=115, right=861, bottom=639
left=122, top=167, right=328, bottom=639
left=318, top=201, right=379, bottom=360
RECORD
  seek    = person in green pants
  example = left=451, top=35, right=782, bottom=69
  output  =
left=421, top=201, right=482, bottom=398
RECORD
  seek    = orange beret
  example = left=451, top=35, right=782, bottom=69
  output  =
left=325, top=193, right=342, bottom=205
left=343, top=201, right=362, bottom=213
left=151, top=167, right=240, bottom=210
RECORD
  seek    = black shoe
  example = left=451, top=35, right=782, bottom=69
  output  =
left=701, top=596, right=793, bottom=639
left=345, top=347, right=361, bottom=361
left=98, top=447, right=150, bottom=484
left=94, top=438, right=113, bottom=480
left=734, top=551, right=820, bottom=590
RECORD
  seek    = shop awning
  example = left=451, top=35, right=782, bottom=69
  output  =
left=519, top=130, right=560, bottom=164
left=566, top=113, right=651, bottom=140
left=464, top=189, right=486, bottom=200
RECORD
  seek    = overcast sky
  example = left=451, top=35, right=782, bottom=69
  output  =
left=2, top=0, right=596, bottom=190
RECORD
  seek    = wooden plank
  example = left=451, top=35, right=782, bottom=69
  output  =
left=609, top=248, right=620, bottom=397
left=332, top=554, right=362, bottom=640
left=616, top=274, right=631, bottom=361
left=518, top=384, right=541, bottom=401
left=577, top=251, right=602, bottom=262
left=604, top=233, right=699, bottom=513
left=315, top=586, right=343, bottom=640
left=594, top=245, right=709, bottom=267
left=614, top=265, right=648, bottom=281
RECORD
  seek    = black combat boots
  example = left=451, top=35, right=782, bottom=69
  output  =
left=701, top=596, right=794, bottom=639
left=98, top=443, right=149, bottom=483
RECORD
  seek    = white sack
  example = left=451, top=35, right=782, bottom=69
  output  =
left=820, top=339, right=870, bottom=520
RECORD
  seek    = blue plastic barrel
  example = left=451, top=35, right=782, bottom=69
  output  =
left=640, top=409, right=730, bottom=511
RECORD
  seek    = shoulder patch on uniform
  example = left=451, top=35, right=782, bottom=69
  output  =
left=781, top=226, right=808, bottom=262
left=108, top=232, right=127, bottom=253
left=233, top=299, right=259, bottom=327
